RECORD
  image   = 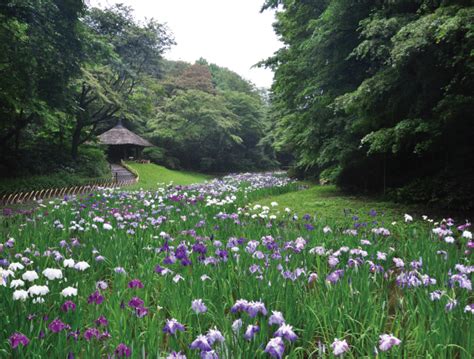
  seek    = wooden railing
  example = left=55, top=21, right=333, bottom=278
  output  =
left=0, top=176, right=138, bottom=206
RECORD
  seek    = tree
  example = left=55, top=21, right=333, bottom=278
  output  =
left=70, top=4, right=174, bottom=159
left=0, top=0, right=84, bottom=164
left=174, top=63, right=216, bottom=94
left=148, top=89, right=240, bottom=171
left=263, top=0, right=474, bottom=208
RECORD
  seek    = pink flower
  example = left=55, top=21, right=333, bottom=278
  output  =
left=379, top=334, right=401, bottom=351
left=331, top=338, right=349, bottom=356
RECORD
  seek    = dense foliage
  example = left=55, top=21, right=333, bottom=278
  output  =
left=145, top=59, right=277, bottom=172
left=263, top=0, right=474, bottom=209
left=0, top=2, right=275, bottom=189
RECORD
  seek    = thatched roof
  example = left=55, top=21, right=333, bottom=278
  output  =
left=98, top=123, right=153, bottom=147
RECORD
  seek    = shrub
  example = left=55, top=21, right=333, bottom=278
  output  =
left=143, top=147, right=181, bottom=169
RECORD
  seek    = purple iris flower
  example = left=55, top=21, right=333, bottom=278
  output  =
left=268, top=311, right=285, bottom=326
left=67, top=330, right=80, bottom=342
left=378, top=334, right=401, bottom=352
left=247, top=301, right=267, bottom=317
left=155, top=265, right=165, bottom=274
left=167, top=352, right=187, bottom=359
left=190, top=334, right=212, bottom=351
left=265, top=337, right=285, bottom=358
left=326, top=270, right=344, bottom=284
left=192, top=299, right=208, bottom=314
left=200, top=350, right=218, bottom=359
left=274, top=324, right=298, bottom=342
left=175, top=245, right=188, bottom=260
left=181, top=257, right=192, bottom=266
left=115, top=343, right=131, bottom=358
left=84, top=328, right=100, bottom=341
left=244, top=325, right=260, bottom=340
left=445, top=299, right=458, bottom=312
left=135, top=306, right=149, bottom=318
left=95, top=315, right=108, bottom=327
left=128, top=297, right=144, bottom=308
left=87, top=290, right=104, bottom=305
left=128, top=279, right=144, bottom=289
left=163, top=318, right=185, bottom=335
left=61, top=300, right=76, bottom=312
left=192, top=243, right=207, bottom=255
left=9, top=332, right=29, bottom=348
left=48, top=318, right=69, bottom=333
left=206, top=327, right=225, bottom=345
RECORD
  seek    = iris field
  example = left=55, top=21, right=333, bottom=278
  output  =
left=1, top=173, right=472, bottom=358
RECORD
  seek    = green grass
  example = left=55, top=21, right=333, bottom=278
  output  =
left=253, top=184, right=419, bottom=223
left=125, top=162, right=212, bottom=190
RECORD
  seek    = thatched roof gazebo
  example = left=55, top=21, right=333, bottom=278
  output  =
left=98, top=121, right=153, bottom=162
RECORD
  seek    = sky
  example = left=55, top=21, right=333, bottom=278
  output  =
left=88, top=0, right=282, bottom=88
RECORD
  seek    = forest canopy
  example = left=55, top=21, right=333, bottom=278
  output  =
left=262, top=0, right=474, bottom=209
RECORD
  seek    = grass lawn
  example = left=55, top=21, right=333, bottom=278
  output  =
left=125, top=162, right=213, bottom=190
left=252, top=183, right=422, bottom=224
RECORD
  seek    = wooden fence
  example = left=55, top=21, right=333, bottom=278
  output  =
left=0, top=176, right=138, bottom=206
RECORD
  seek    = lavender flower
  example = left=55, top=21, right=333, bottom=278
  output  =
left=326, top=270, right=344, bottom=284
left=392, top=258, right=404, bottom=268
left=96, top=281, right=108, bottom=290
left=190, top=334, right=212, bottom=351
left=379, top=334, right=401, bottom=351
left=268, top=311, right=285, bottom=326
left=163, top=318, right=185, bottom=335
left=274, top=323, right=298, bottom=342
left=244, top=325, right=259, bottom=340
left=167, top=352, right=187, bottom=359
left=206, top=327, right=225, bottom=345
left=331, top=338, right=349, bottom=356
left=265, top=337, right=285, bottom=359
left=445, top=299, right=458, bottom=312
left=232, top=319, right=242, bottom=333
left=9, top=332, right=29, bottom=348
left=247, top=301, right=267, bottom=317
left=192, top=299, right=208, bottom=314
left=201, top=350, right=218, bottom=359
left=464, top=304, right=474, bottom=314
left=429, top=290, right=445, bottom=301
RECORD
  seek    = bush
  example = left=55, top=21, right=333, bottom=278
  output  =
left=0, top=145, right=111, bottom=193
left=74, top=146, right=110, bottom=178
left=319, top=166, right=341, bottom=185
left=143, top=147, right=181, bottom=170
left=388, top=170, right=474, bottom=211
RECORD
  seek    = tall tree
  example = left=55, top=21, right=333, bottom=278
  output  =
left=263, top=0, right=474, bottom=208
left=0, top=0, right=84, bottom=161
left=70, top=4, right=174, bottom=159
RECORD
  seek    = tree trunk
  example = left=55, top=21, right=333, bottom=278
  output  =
left=71, top=121, right=83, bottom=161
